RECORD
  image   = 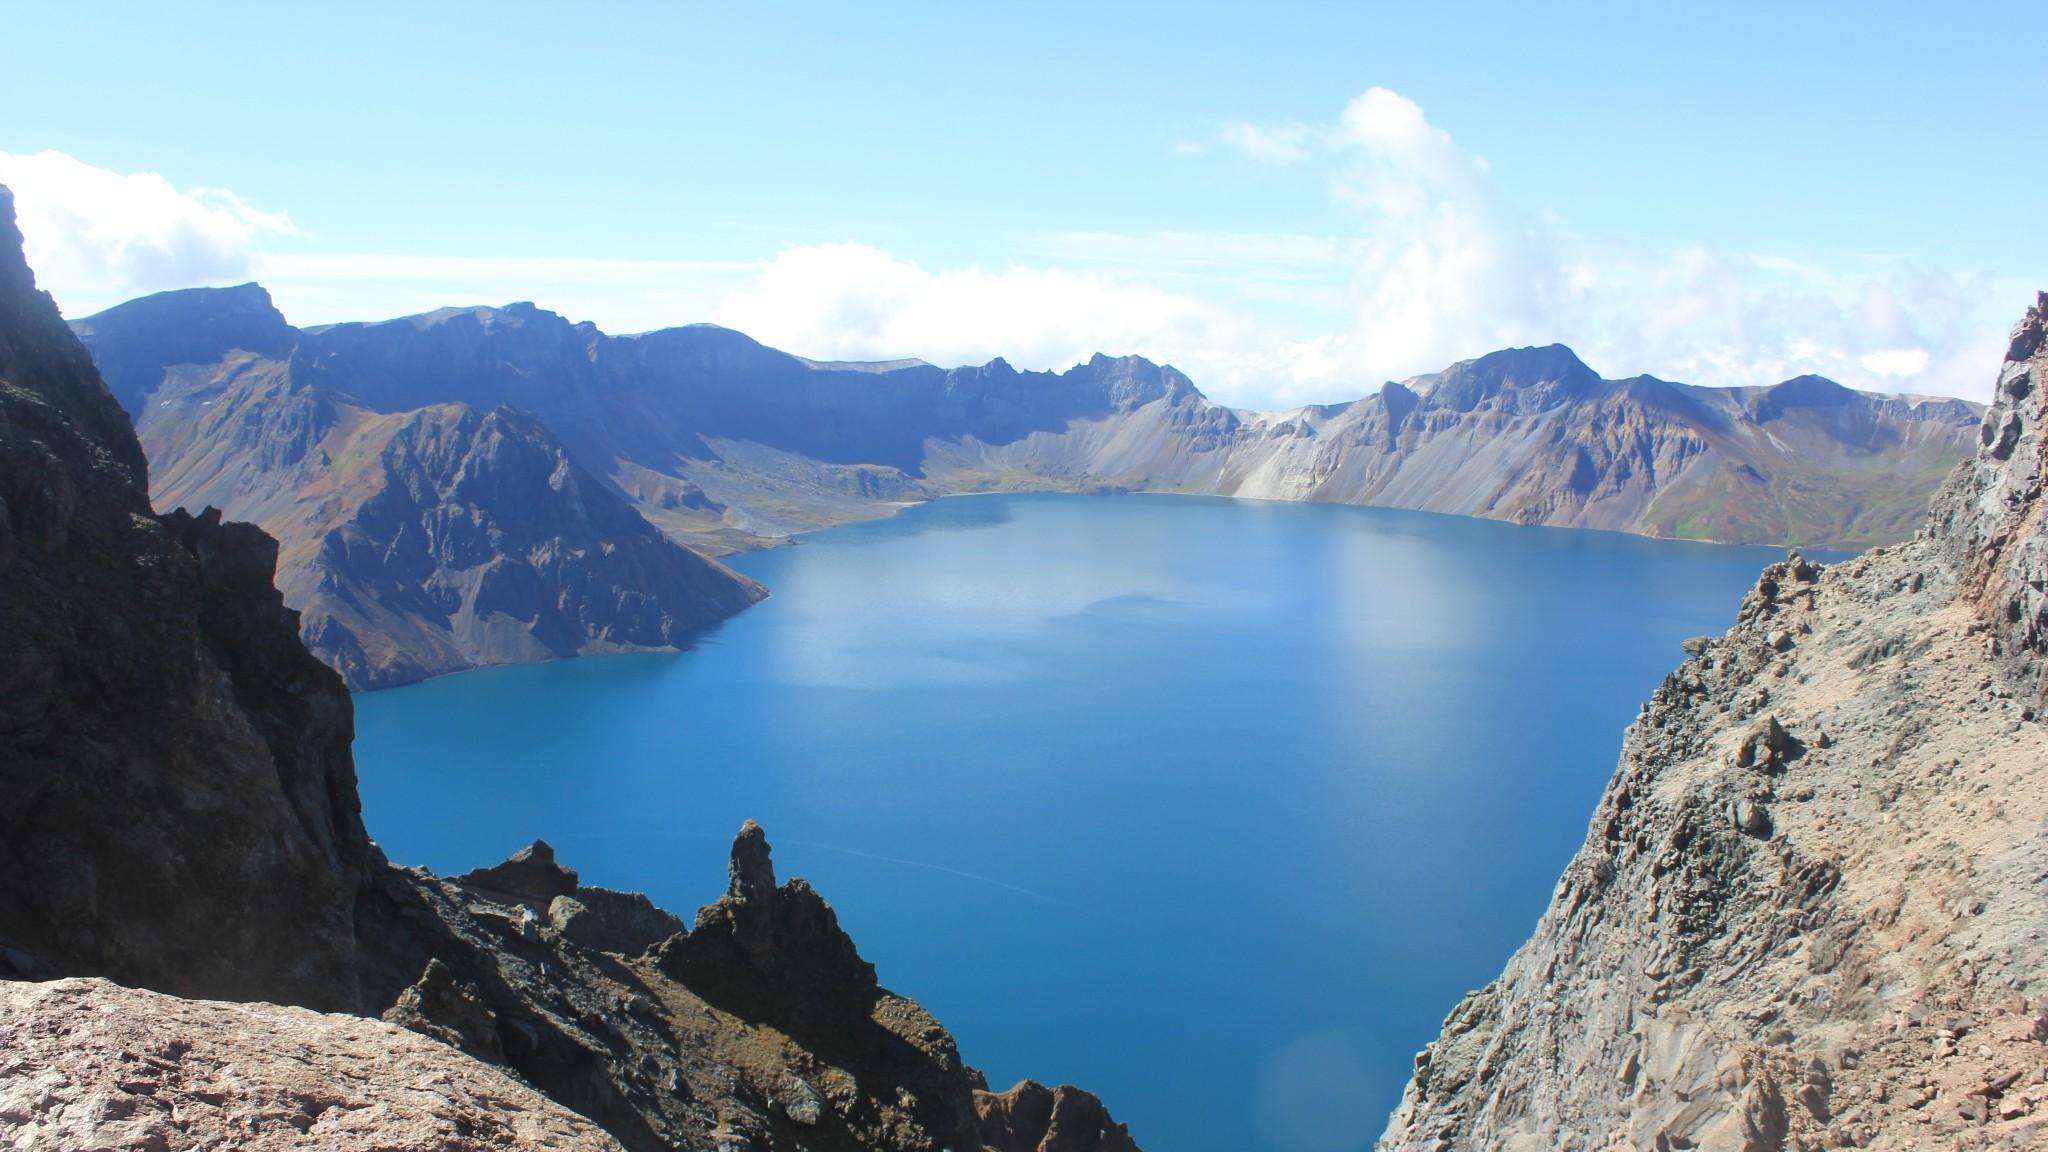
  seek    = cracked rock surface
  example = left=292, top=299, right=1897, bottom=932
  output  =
left=0, top=977, right=623, bottom=1151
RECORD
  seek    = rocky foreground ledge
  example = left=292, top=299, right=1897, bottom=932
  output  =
left=1378, top=299, right=2048, bottom=1150
left=0, top=977, right=624, bottom=1151
left=2, top=824, right=1136, bottom=1152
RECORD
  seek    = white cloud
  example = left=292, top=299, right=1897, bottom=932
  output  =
left=1192, top=88, right=2030, bottom=404
left=1859, top=348, right=1932, bottom=378
left=0, top=150, right=296, bottom=314
left=1214, top=120, right=1319, bottom=164
left=711, top=242, right=1268, bottom=383
left=712, top=93, right=2023, bottom=407
left=7, top=140, right=2031, bottom=408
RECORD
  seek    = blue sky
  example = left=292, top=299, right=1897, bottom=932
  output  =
left=4, top=0, right=2043, bottom=405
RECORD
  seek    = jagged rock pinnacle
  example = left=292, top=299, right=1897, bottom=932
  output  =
left=729, top=819, right=776, bottom=905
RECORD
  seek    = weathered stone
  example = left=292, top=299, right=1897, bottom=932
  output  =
left=780, top=1077, right=825, bottom=1125
left=548, top=886, right=688, bottom=956
left=0, top=977, right=621, bottom=1151
left=1798, top=1080, right=1831, bottom=1122
left=356, top=825, right=1011, bottom=1152
left=652, top=822, right=882, bottom=1029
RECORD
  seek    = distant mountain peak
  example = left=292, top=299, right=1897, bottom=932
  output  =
left=70, top=281, right=296, bottom=417
left=399, top=301, right=569, bottom=331
left=1765, top=373, right=1853, bottom=402
left=76, top=280, right=286, bottom=325
left=1747, top=374, right=1856, bottom=424
left=1415, top=343, right=1599, bottom=411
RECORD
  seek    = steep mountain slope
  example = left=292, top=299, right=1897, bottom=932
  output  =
left=1377, top=300, right=2048, bottom=1150
left=83, top=290, right=1979, bottom=562
left=0, top=190, right=370, bottom=1010
left=81, top=290, right=764, bottom=689
left=0, top=184, right=1138, bottom=1152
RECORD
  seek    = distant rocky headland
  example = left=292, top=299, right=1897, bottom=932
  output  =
left=0, top=184, right=1138, bottom=1152
left=76, top=282, right=1981, bottom=688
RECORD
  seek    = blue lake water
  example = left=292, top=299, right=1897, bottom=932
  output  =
left=353, top=493, right=1796, bottom=1152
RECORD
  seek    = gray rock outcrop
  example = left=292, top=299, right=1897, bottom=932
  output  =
left=1378, top=298, right=2048, bottom=1151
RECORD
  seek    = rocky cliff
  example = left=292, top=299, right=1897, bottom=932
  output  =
left=1377, top=300, right=2048, bottom=1149
left=0, top=187, right=370, bottom=1010
left=1, top=183, right=1136, bottom=1151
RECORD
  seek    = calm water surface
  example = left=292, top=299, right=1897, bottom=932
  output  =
left=354, top=493, right=1795, bottom=1152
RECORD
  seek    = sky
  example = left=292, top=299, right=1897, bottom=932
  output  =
left=3, top=0, right=2044, bottom=407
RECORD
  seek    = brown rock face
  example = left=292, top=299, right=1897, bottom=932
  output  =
left=0, top=184, right=369, bottom=1010
left=0, top=977, right=623, bottom=1152
left=975, top=1081, right=1143, bottom=1152
left=1379, top=299, right=2048, bottom=1150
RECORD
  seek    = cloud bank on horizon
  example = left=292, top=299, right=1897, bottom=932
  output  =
left=2, top=88, right=2033, bottom=407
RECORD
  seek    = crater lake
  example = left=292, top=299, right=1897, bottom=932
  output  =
left=353, top=492, right=1806, bottom=1152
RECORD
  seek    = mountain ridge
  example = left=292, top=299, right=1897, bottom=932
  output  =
left=81, top=283, right=1983, bottom=558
